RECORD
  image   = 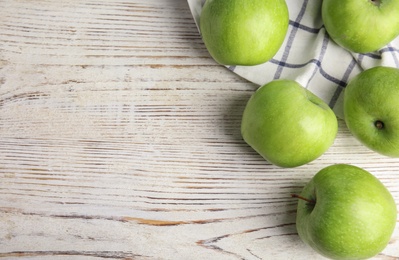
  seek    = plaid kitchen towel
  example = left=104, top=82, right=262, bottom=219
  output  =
left=188, top=0, right=399, bottom=118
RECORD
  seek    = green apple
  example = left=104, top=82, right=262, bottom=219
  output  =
left=241, top=80, right=338, bottom=167
left=322, top=0, right=399, bottom=53
left=294, top=164, right=397, bottom=259
left=344, top=66, right=399, bottom=157
left=199, top=0, right=289, bottom=66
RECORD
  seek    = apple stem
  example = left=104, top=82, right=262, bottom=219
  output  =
left=291, top=194, right=316, bottom=205
left=375, top=120, right=384, bottom=130
left=370, top=0, right=381, bottom=6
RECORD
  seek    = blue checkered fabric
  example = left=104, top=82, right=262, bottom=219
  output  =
left=188, top=0, right=399, bottom=118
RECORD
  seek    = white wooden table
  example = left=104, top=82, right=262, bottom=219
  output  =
left=0, top=0, right=398, bottom=259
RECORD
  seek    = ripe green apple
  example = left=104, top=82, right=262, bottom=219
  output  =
left=294, top=164, right=397, bottom=259
left=199, top=0, right=289, bottom=66
left=322, top=0, right=399, bottom=53
left=344, top=66, right=399, bottom=157
left=241, top=80, right=338, bottom=168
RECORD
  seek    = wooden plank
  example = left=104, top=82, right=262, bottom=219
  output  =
left=0, top=0, right=398, bottom=259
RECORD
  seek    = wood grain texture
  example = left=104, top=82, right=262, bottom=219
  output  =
left=0, top=0, right=398, bottom=259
